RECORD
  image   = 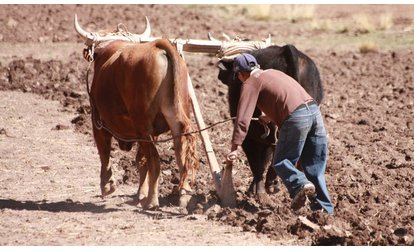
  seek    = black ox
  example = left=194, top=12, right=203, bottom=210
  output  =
left=217, top=44, right=324, bottom=203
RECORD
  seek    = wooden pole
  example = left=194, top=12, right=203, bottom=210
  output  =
left=177, top=45, right=236, bottom=207
left=186, top=74, right=222, bottom=187
left=186, top=74, right=236, bottom=208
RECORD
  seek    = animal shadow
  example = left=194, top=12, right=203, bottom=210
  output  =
left=0, top=198, right=118, bottom=213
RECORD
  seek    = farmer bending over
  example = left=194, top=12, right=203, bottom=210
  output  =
left=226, top=53, right=334, bottom=214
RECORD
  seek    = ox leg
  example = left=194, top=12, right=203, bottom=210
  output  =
left=136, top=146, right=149, bottom=203
left=265, top=164, right=279, bottom=193
left=92, top=126, right=116, bottom=197
left=137, top=141, right=160, bottom=210
left=242, top=138, right=274, bottom=206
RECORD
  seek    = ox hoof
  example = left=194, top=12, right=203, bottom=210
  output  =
left=256, top=193, right=274, bottom=208
left=143, top=204, right=159, bottom=210
left=266, top=184, right=280, bottom=194
left=265, top=179, right=280, bottom=194
left=138, top=193, right=147, bottom=201
left=179, top=194, right=192, bottom=208
left=140, top=197, right=159, bottom=210
left=100, top=181, right=116, bottom=197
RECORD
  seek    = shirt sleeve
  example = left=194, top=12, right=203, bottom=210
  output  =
left=231, top=79, right=261, bottom=146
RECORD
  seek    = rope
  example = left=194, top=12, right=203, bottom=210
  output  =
left=0, top=128, right=15, bottom=138
left=84, top=56, right=259, bottom=144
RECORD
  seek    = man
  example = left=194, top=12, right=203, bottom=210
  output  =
left=226, top=53, right=334, bottom=214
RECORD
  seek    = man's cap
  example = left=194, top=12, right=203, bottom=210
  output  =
left=233, top=53, right=260, bottom=72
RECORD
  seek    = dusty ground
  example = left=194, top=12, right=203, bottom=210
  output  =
left=0, top=4, right=413, bottom=246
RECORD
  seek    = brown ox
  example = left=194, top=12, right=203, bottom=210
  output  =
left=86, top=38, right=198, bottom=209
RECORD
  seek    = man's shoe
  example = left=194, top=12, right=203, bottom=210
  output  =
left=291, top=183, right=315, bottom=210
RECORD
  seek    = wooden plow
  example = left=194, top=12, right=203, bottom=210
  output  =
left=74, top=14, right=272, bottom=207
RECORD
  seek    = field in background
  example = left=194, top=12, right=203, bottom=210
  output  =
left=0, top=4, right=413, bottom=246
left=200, top=4, right=414, bottom=51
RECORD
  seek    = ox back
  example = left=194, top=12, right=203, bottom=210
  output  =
left=251, top=45, right=323, bottom=103
left=217, top=44, right=324, bottom=199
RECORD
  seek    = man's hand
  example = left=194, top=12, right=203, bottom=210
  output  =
left=258, top=113, right=272, bottom=139
left=226, top=144, right=239, bottom=164
left=226, top=150, right=238, bottom=164
left=258, top=113, right=272, bottom=125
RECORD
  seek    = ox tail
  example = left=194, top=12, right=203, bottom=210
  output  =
left=157, top=39, right=199, bottom=190
left=283, top=44, right=300, bottom=82
left=180, top=126, right=199, bottom=188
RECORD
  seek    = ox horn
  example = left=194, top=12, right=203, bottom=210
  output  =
left=265, top=34, right=272, bottom=46
left=208, top=32, right=220, bottom=42
left=74, top=14, right=152, bottom=43
left=222, top=33, right=232, bottom=41
left=141, top=16, right=151, bottom=37
left=208, top=32, right=232, bottom=42
left=74, top=14, right=95, bottom=40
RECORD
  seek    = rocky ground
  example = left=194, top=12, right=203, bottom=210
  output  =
left=0, top=4, right=413, bottom=245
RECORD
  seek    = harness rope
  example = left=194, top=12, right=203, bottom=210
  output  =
left=84, top=49, right=254, bottom=144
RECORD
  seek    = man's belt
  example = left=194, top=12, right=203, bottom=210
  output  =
left=294, top=100, right=318, bottom=111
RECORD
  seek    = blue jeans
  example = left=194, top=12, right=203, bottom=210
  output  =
left=272, top=103, right=334, bottom=214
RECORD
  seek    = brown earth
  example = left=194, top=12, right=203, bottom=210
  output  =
left=0, top=4, right=413, bottom=246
